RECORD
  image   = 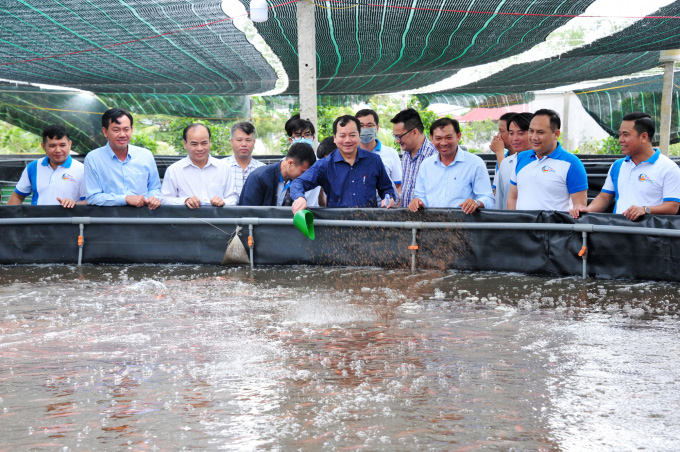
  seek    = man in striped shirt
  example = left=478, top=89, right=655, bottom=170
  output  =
left=223, top=122, right=264, bottom=199
left=391, top=108, right=437, bottom=207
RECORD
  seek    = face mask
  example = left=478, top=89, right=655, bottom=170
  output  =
left=360, top=127, right=377, bottom=144
left=293, top=137, right=314, bottom=147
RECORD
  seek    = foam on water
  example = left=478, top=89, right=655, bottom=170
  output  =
left=0, top=265, right=679, bottom=450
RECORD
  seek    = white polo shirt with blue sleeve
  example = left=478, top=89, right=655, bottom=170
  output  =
left=14, top=156, right=85, bottom=205
left=601, top=149, right=680, bottom=214
left=510, top=143, right=588, bottom=211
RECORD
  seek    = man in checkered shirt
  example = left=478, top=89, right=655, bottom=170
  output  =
left=391, top=108, right=437, bottom=207
left=223, top=122, right=265, bottom=199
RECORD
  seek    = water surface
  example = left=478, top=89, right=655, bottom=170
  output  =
left=1, top=265, right=678, bottom=450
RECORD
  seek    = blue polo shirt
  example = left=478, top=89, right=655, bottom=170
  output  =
left=510, top=143, right=587, bottom=211
left=602, top=149, right=680, bottom=213
left=290, top=148, right=395, bottom=208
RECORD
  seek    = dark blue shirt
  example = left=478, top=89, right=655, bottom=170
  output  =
left=290, top=148, right=395, bottom=208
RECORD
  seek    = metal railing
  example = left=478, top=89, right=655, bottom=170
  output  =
left=1, top=215, right=680, bottom=278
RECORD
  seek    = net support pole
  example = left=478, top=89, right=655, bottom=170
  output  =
left=659, top=50, right=680, bottom=155
left=297, top=0, right=317, bottom=141
left=562, top=91, right=571, bottom=150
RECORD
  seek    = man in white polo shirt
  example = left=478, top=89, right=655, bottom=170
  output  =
left=507, top=109, right=587, bottom=211
left=8, top=125, right=85, bottom=208
left=160, top=124, right=237, bottom=208
left=570, top=112, right=680, bottom=220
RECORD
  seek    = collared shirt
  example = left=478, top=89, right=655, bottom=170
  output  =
left=290, top=148, right=395, bottom=208
left=84, top=143, right=161, bottom=206
left=492, top=152, right=519, bottom=210
left=369, top=139, right=402, bottom=204
left=510, top=143, right=588, bottom=211
left=276, top=174, right=321, bottom=207
left=400, top=137, right=437, bottom=207
left=160, top=156, right=237, bottom=206
left=413, top=145, right=495, bottom=209
left=602, top=148, right=680, bottom=213
left=224, top=155, right=265, bottom=197
left=15, top=156, right=85, bottom=205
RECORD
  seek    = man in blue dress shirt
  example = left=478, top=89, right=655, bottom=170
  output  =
left=408, top=118, right=494, bottom=213
left=290, top=115, right=396, bottom=214
left=84, top=108, right=162, bottom=209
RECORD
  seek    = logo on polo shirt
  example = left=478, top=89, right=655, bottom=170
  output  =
left=638, top=174, right=653, bottom=183
left=541, top=165, right=556, bottom=173
left=61, top=173, right=77, bottom=182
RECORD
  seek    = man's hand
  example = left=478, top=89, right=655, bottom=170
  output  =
left=146, top=196, right=161, bottom=210
left=623, top=205, right=646, bottom=221
left=459, top=198, right=481, bottom=214
left=408, top=198, right=425, bottom=212
left=569, top=204, right=589, bottom=219
left=185, top=196, right=201, bottom=209
left=490, top=134, right=505, bottom=161
left=56, top=197, right=76, bottom=209
left=126, top=194, right=146, bottom=207
left=381, top=197, right=396, bottom=209
left=210, top=196, right=225, bottom=207
left=292, top=197, right=307, bottom=214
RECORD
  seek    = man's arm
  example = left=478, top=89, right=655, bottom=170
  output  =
left=471, top=160, right=495, bottom=210
left=507, top=184, right=518, bottom=210
left=569, top=190, right=588, bottom=212
left=569, top=192, right=613, bottom=218
left=623, top=201, right=680, bottom=221
left=238, top=173, right=268, bottom=206
left=84, top=156, right=127, bottom=206
left=159, top=166, right=188, bottom=206
left=376, top=159, right=396, bottom=201
left=7, top=192, right=26, bottom=205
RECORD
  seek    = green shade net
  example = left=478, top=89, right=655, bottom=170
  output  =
left=575, top=71, right=680, bottom=145
left=428, top=2, right=680, bottom=96
left=249, top=0, right=596, bottom=94
left=0, top=0, right=277, bottom=94
left=0, top=83, right=107, bottom=152
left=98, top=93, right=250, bottom=121
left=0, top=84, right=250, bottom=153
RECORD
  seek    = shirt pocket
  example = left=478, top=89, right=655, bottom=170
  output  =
left=126, top=170, right=148, bottom=195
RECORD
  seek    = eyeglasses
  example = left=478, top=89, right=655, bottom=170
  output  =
left=292, top=132, right=314, bottom=139
left=393, top=128, right=415, bottom=143
left=360, top=123, right=377, bottom=129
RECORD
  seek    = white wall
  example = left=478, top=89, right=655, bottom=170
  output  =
left=530, top=91, right=610, bottom=151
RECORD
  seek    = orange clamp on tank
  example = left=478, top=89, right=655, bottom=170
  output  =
left=408, top=245, right=418, bottom=250
left=248, top=236, right=254, bottom=247
left=78, top=235, right=83, bottom=247
left=578, top=246, right=587, bottom=257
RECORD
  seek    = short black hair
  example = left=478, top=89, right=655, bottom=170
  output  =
left=355, top=109, right=379, bottom=125
left=429, top=117, right=460, bottom=135
left=289, top=118, right=315, bottom=137
left=102, top=108, right=133, bottom=129
left=499, top=112, right=515, bottom=124
left=390, top=108, right=424, bottom=133
left=182, top=123, right=211, bottom=141
left=42, top=124, right=69, bottom=143
left=533, top=109, right=561, bottom=132
left=230, top=121, right=255, bottom=137
left=286, top=142, right=317, bottom=167
left=332, top=115, right=361, bottom=135
left=622, top=112, right=655, bottom=138
left=508, top=112, right=534, bottom=131
left=284, top=113, right=301, bottom=137
left=316, top=136, right=336, bottom=159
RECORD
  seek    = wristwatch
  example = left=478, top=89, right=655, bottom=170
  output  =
left=644, top=206, right=651, bottom=214
left=475, top=199, right=482, bottom=208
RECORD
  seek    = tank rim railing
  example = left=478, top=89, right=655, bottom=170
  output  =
left=2, top=216, right=680, bottom=278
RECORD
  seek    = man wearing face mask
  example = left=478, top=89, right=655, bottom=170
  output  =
left=287, top=118, right=316, bottom=148
left=356, top=109, right=402, bottom=204
left=285, top=118, right=321, bottom=206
